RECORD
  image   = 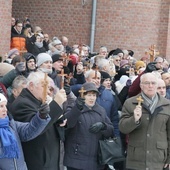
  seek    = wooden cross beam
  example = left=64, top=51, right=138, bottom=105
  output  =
left=42, top=73, right=48, bottom=103
left=58, top=69, right=67, bottom=89
left=126, top=67, right=135, bottom=76
left=136, top=96, right=144, bottom=106
left=79, top=87, right=86, bottom=98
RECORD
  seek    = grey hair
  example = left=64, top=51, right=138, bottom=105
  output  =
left=140, top=72, right=158, bottom=84
left=26, top=71, right=47, bottom=87
left=97, top=59, right=109, bottom=70
left=12, top=75, right=27, bottom=89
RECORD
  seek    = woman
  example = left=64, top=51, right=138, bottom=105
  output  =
left=0, top=93, right=50, bottom=170
left=64, top=82, right=114, bottom=170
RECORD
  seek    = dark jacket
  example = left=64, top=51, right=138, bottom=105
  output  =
left=11, top=88, right=64, bottom=170
left=119, top=93, right=170, bottom=170
left=0, top=113, right=50, bottom=170
left=64, top=103, right=114, bottom=170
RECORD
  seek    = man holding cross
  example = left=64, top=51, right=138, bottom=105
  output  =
left=119, top=73, right=170, bottom=170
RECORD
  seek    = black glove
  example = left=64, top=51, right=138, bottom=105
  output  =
left=39, top=103, right=50, bottom=119
left=64, top=84, right=71, bottom=95
left=15, top=62, right=26, bottom=74
left=89, top=122, right=106, bottom=133
left=145, top=62, right=157, bottom=73
left=76, top=97, right=85, bottom=110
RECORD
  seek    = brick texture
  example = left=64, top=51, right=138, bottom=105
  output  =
left=8, top=0, right=170, bottom=60
left=0, top=0, right=12, bottom=57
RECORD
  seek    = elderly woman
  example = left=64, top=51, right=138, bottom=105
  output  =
left=64, top=82, right=114, bottom=170
left=0, top=93, right=50, bottom=170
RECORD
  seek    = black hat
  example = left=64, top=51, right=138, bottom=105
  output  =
left=100, top=71, right=111, bottom=83
left=52, top=54, right=63, bottom=63
left=128, top=50, right=134, bottom=57
left=23, top=52, right=36, bottom=62
left=82, top=82, right=99, bottom=93
left=108, top=48, right=123, bottom=57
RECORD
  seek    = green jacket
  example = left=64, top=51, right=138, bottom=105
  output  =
left=119, top=93, right=170, bottom=170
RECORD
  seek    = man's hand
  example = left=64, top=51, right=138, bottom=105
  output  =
left=54, top=89, right=67, bottom=106
left=134, top=105, right=142, bottom=123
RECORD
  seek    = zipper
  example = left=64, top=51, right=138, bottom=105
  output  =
left=13, top=158, right=18, bottom=170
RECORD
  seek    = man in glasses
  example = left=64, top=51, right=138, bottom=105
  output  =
left=119, top=73, right=170, bottom=170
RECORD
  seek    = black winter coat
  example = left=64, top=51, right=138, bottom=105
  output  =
left=64, top=103, right=114, bottom=170
left=11, top=88, right=64, bottom=170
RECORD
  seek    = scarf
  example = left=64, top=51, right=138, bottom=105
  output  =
left=141, top=92, right=158, bottom=114
left=0, top=116, right=19, bottom=158
left=35, top=42, right=43, bottom=48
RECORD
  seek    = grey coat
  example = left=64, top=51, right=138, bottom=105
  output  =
left=119, top=93, right=170, bottom=170
left=0, top=113, right=50, bottom=170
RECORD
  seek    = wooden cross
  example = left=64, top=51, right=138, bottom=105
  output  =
left=42, top=73, right=48, bottom=103
left=92, top=64, right=98, bottom=79
left=136, top=96, right=144, bottom=106
left=126, top=67, right=135, bottom=76
left=78, top=39, right=82, bottom=62
left=148, top=45, right=159, bottom=62
left=79, top=87, right=86, bottom=98
left=58, top=69, right=67, bottom=89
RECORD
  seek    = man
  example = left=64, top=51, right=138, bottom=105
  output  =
left=61, top=36, right=72, bottom=54
left=119, top=73, right=170, bottom=170
left=11, top=71, right=67, bottom=170
left=157, top=78, right=166, bottom=97
left=11, top=20, right=26, bottom=51
left=161, top=72, right=170, bottom=99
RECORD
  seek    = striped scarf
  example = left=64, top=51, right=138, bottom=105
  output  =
left=141, top=92, right=158, bottom=114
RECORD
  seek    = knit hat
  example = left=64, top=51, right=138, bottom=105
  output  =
left=37, top=53, right=52, bottom=67
left=8, top=48, right=19, bottom=58
left=120, top=60, right=129, bottom=68
left=53, top=39, right=62, bottom=45
left=52, top=54, right=63, bottom=63
left=0, top=93, right=7, bottom=103
left=82, top=82, right=99, bottom=93
left=23, top=52, right=36, bottom=62
left=100, top=71, right=111, bottom=83
left=135, top=61, right=146, bottom=70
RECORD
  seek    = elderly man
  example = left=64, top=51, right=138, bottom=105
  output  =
left=119, top=73, right=170, bottom=170
left=11, top=71, right=67, bottom=170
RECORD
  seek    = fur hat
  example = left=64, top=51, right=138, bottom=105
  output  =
left=0, top=93, right=7, bottom=103
left=108, top=48, right=123, bottom=57
left=37, top=53, right=52, bottom=67
left=52, top=54, right=63, bottom=63
left=135, top=61, right=146, bottom=70
left=82, top=82, right=99, bottom=93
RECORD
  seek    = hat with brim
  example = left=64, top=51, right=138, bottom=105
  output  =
left=82, top=82, right=99, bottom=94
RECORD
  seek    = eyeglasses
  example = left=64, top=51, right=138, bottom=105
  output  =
left=141, top=81, right=157, bottom=86
left=115, top=59, right=121, bottom=62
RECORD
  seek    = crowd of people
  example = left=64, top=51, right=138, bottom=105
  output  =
left=0, top=16, right=170, bottom=170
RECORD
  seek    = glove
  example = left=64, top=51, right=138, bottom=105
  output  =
left=16, top=62, right=26, bottom=74
left=64, top=84, right=71, bottom=95
left=39, top=103, right=50, bottom=119
left=89, top=122, right=106, bottom=133
left=126, top=79, right=132, bottom=87
left=145, top=62, right=157, bottom=73
left=76, top=97, right=85, bottom=110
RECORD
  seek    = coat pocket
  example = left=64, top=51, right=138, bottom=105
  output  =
left=127, top=141, right=144, bottom=162
left=154, top=141, right=168, bottom=162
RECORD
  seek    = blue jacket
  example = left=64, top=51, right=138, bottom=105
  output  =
left=0, top=113, right=50, bottom=170
left=97, top=86, right=120, bottom=137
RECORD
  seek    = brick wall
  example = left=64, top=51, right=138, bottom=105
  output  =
left=11, top=0, right=170, bottom=60
left=0, top=0, right=12, bottom=57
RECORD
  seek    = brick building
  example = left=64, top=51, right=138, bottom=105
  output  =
left=1, top=0, right=170, bottom=60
